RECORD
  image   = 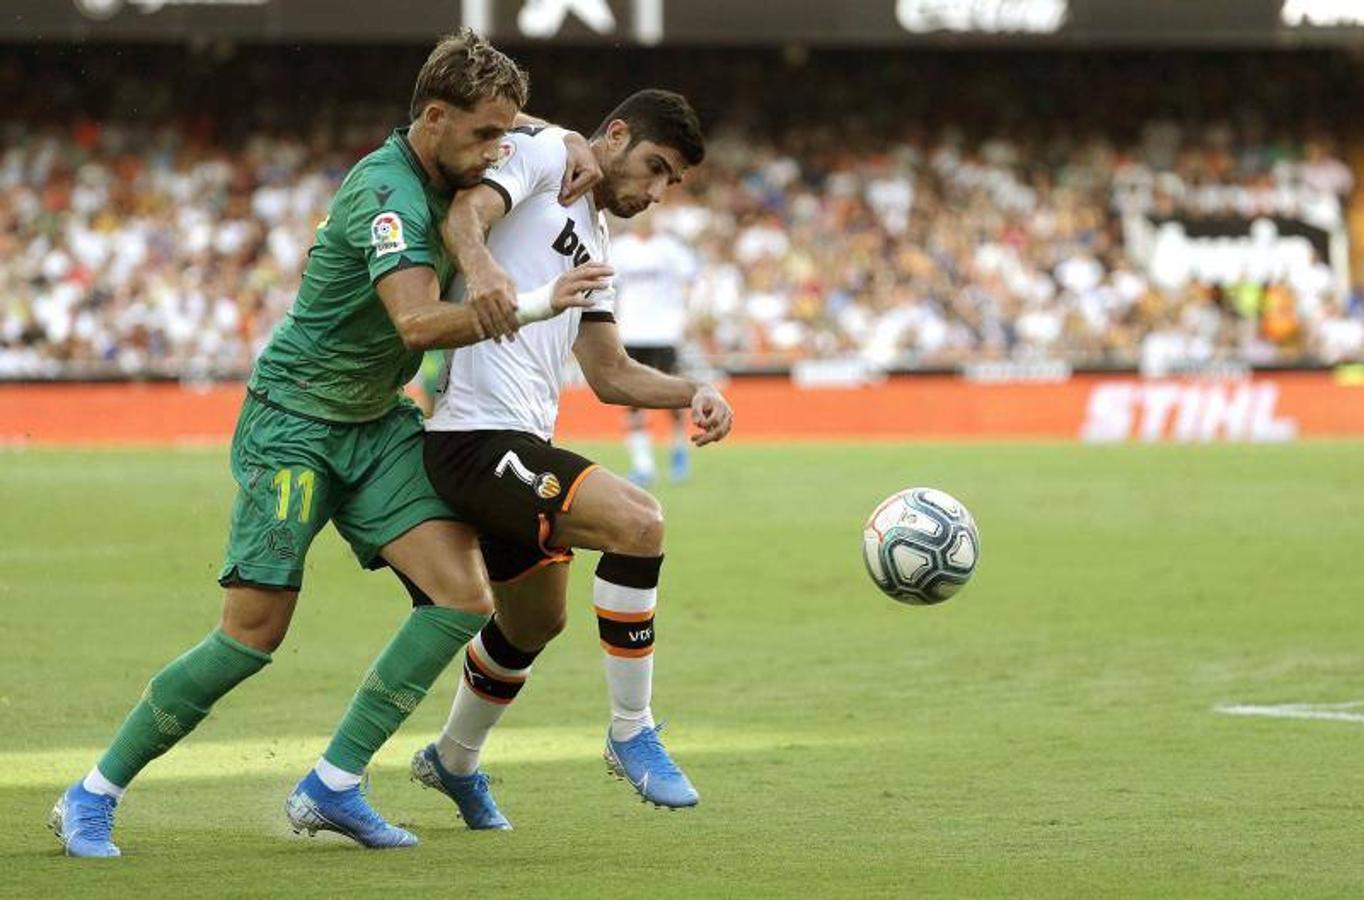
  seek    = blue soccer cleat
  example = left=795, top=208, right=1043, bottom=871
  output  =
left=669, top=447, right=690, bottom=483
left=627, top=468, right=656, bottom=489
left=285, top=770, right=417, bottom=849
left=410, top=744, right=511, bottom=830
left=604, top=724, right=699, bottom=809
left=49, top=782, right=121, bottom=858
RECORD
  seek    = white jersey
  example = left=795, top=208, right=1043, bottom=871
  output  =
left=427, top=126, right=615, bottom=440
left=612, top=231, right=696, bottom=348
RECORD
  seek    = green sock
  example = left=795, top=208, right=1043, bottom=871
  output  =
left=97, top=629, right=271, bottom=787
left=323, top=606, right=488, bottom=774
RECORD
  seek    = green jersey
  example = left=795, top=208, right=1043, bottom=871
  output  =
left=250, top=128, right=456, bottom=422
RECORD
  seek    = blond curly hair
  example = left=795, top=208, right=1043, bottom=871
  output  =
left=409, top=28, right=529, bottom=119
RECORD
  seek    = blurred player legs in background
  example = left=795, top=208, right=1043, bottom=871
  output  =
left=623, top=348, right=688, bottom=485
left=613, top=212, right=698, bottom=485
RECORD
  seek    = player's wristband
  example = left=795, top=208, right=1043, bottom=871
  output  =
left=516, top=282, right=556, bottom=325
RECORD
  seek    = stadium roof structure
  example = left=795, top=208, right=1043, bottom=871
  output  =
left=6, top=0, right=1364, bottom=48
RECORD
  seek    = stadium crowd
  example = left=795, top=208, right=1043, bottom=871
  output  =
left=2, top=46, right=1361, bottom=378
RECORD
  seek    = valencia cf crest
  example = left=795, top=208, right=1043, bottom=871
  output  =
left=534, top=472, right=562, bottom=500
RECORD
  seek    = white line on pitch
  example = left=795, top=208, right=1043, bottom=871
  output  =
left=1215, top=702, right=1364, bottom=723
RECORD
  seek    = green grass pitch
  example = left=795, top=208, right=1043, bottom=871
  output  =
left=1, top=442, right=1361, bottom=898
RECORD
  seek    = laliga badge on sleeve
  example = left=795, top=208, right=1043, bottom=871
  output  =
left=371, top=212, right=407, bottom=257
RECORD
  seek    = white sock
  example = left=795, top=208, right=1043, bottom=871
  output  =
left=83, top=766, right=127, bottom=800
left=605, top=654, right=655, bottom=741
left=594, top=563, right=659, bottom=742
left=628, top=427, right=655, bottom=477
left=314, top=756, right=362, bottom=792
left=436, top=627, right=534, bottom=776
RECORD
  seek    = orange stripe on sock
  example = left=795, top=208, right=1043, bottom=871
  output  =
left=599, top=640, right=655, bottom=658
left=593, top=605, right=655, bottom=623
left=462, top=672, right=515, bottom=706
left=467, top=645, right=528, bottom=684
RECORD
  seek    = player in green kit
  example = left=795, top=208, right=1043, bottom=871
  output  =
left=49, top=29, right=612, bottom=857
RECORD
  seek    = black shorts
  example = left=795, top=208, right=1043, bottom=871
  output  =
left=424, top=430, right=598, bottom=582
left=624, top=345, right=679, bottom=374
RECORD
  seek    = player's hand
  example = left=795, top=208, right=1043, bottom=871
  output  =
left=690, top=384, right=733, bottom=446
left=559, top=132, right=603, bottom=206
left=551, top=262, right=614, bottom=312
left=466, top=262, right=521, bottom=341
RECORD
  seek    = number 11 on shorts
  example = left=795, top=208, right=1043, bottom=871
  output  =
left=272, top=468, right=317, bottom=523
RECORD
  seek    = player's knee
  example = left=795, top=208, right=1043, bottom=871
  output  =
left=433, top=586, right=493, bottom=616
left=404, top=554, right=496, bottom=616
left=638, top=504, right=665, bottom=556
left=220, top=610, right=289, bottom=654
left=539, top=606, right=569, bottom=643
left=219, top=588, right=294, bottom=653
left=615, top=493, right=665, bottom=556
left=226, top=624, right=288, bottom=654
left=431, top=582, right=495, bottom=617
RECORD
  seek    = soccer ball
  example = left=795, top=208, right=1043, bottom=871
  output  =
left=862, top=487, right=980, bottom=605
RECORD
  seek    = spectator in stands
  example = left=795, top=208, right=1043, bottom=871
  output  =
left=2, top=47, right=1360, bottom=377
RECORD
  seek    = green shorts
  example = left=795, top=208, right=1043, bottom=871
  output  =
left=217, top=392, right=457, bottom=590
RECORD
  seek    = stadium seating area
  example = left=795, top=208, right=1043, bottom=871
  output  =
left=2, top=45, right=1361, bottom=377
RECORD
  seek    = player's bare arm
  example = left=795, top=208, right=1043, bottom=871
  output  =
left=443, top=184, right=517, bottom=333
left=558, top=132, right=603, bottom=205
left=376, top=264, right=498, bottom=349
left=574, top=319, right=733, bottom=446
left=443, top=185, right=613, bottom=335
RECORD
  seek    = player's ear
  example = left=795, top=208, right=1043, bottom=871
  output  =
left=607, top=119, right=631, bottom=151
left=420, top=101, right=446, bottom=132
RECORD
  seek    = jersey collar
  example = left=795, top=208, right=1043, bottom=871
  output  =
left=393, top=127, right=430, bottom=186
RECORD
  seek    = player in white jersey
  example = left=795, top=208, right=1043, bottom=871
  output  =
left=411, top=90, right=730, bottom=827
left=612, top=212, right=699, bottom=485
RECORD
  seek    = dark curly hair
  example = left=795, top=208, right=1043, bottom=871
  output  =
left=593, top=89, right=705, bottom=166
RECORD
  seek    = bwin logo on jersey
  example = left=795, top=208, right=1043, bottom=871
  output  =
left=551, top=219, right=594, bottom=267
